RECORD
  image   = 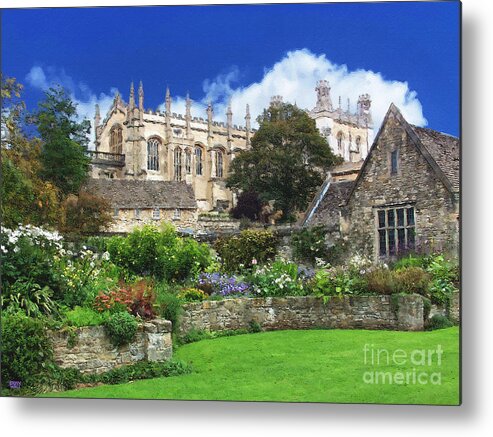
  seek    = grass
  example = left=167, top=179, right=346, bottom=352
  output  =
left=41, top=327, right=460, bottom=405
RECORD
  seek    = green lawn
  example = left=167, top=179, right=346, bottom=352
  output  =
left=42, top=327, right=460, bottom=405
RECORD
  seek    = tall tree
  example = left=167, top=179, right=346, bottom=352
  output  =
left=227, top=102, right=342, bottom=221
left=1, top=76, right=60, bottom=228
left=35, top=86, right=91, bottom=196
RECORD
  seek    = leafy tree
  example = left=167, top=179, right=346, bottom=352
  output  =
left=35, top=86, right=91, bottom=196
left=227, top=102, right=342, bottom=221
left=60, top=190, right=113, bottom=237
left=1, top=77, right=61, bottom=227
left=230, top=191, right=262, bottom=221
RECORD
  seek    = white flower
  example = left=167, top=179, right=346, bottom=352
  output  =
left=101, top=251, right=110, bottom=261
left=0, top=245, right=7, bottom=253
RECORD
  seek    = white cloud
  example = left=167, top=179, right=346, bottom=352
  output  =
left=26, top=50, right=426, bottom=149
left=26, top=65, right=117, bottom=149
left=197, top=49, right=427, bottom=130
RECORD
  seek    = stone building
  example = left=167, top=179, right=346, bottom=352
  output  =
left=85, top=178, right=198, bottom=233
left=90, top=82, right=253, bottom=213
left=88, top=80, right=374, bottom=219
left=309, top=80, right=374, bottom=162
left=303, top=104, right=460, bottom=261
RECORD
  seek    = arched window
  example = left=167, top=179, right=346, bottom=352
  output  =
left=337, top=131, right=344, bottom=152
left=185, top=149, right=192, bottom=174
left=147, top=138, right=160, bottom=171
left=216, top=150, right=224, bottom=178
left=195, top=146, right=203, bottom=175
left=174, top=148, right=182, bottom=181
left=355, top=136, right=361, bottom=153
left=110, top=126, right=123, bottom=154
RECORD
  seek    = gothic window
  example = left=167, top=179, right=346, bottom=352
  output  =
left=216, top=150, right=224, bottom=178
left=391, top=149, right=399, bottom=175
left=337, top=131, right=344, bottom=152
left=174, top=148, right=182, bottom=181
left=110, top=126, right=123, bottom=154
left=355, top=136, right=361, bottom=153
left=147, top=138, right=160, bottom=171
left=377, top=206, right=415, bottom=258
left=152, top=208, right=160, bottom=220
left=185, top=149, right=192, bottom=174
left=195, top=146, right=203, bottom=175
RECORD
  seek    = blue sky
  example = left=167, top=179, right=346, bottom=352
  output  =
left=1, top=2, right=460, bottom=137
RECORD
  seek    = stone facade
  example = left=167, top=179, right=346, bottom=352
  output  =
left=309, top=80, right=374, bottom=162
left=90, top=83, right=252, bottom=213
left=89, top=81, right=374, bottom=218
left=180, top=295, right=426, bottom=333
left=340, top=104, right=459, bottom=261
left=50, top=319, right=172, bottom=375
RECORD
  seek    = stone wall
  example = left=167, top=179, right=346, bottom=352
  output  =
left=429, top=292, right=460, bottom=323
left=180, top=295, right=426, bottom=334
left=50, top=319, right=172, bottom=374
left=341, top=111, right=459, bottom=261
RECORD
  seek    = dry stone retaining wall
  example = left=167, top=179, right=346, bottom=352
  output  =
left=50, top=319, right=172, bottom=374
left=180, top=295, right=427, bottom=334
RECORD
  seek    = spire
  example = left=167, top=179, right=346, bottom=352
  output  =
left=94, top=104, right=101, bottom=125
left=129, top=82, right=135, bottom=109
left=94, top=104, right=101, bottom=143
left=245, top=104, right=251, bottom=147
left=165, top=86, right=171, bottom=115
left=138, top=81, right=144, bottom=111
left=185, top=93, right=192, bottom=139
left=207, top=100, right=213, bottom=139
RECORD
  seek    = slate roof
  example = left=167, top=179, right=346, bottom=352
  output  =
left=301, top=179, right=354, bottom=228
left=411, top=125, right=460, bottom=192
left=85, top=179, right=197, bottom=209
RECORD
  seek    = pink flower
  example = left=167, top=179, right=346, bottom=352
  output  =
left=251, top=258, right=258, bottom=265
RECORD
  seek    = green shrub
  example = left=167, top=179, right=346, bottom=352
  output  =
left=104, top=312, right=138, bottom=346
left=215, top=229, right=278, bottom=272
left=291, top=225, right=328, bottom=265
left=427, top=314, right=453, bottom=330
left=1, top=311, right=53, bottom=392
left=155, top=284, right=182, bottom=333
left=64, top=306, right=109, bottom=327
left=426, top=255, right=459, bottom=304
left=365, top=267, right=395, bottom=295
left=95, top=360, right=192, bottom=385
left=177, top=287, right=207, bottom=302
left=393, top=267, right=431, bottom=295
left=176, top=328, right=250, bottom=346
left=105, top=223, right=212, bottom=282
left=392, top=254, right=427, bottom=270
left=249, top=259, right=305, bottom=297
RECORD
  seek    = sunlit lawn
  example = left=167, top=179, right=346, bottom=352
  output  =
left=42, top=327, right=460, bottom=405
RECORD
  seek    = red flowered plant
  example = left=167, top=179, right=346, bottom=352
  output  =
left=93, top=279, right=156, bottom=320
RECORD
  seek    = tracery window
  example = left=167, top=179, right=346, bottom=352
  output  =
left=195, top=146, right=203, bottom=175
left=216, top=150, right=224, bottom=178
left=147, top=138, right=160, bottom=171
left=337, top=131, right=344, bottom=153
left=110, top=126, right=123, bottom=154
left=174, top=148, right=182, bottom=181
left=185, top=149, right=192, bottom=174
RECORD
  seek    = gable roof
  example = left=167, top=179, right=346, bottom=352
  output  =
left=85, top=179, right=197, bottom=209
left=344, top=104, right=460, bottom=205
left=300, top=178, right=354, bottom=228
